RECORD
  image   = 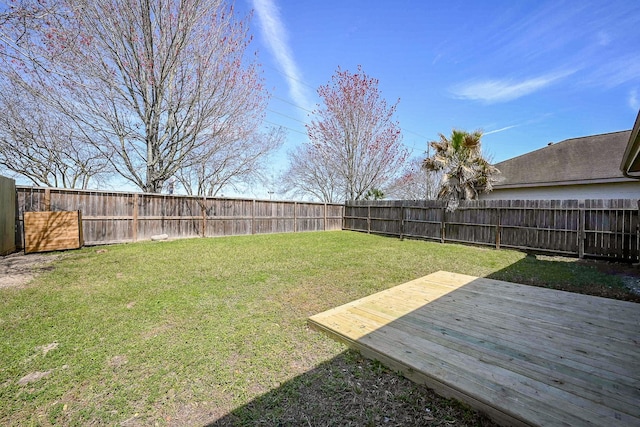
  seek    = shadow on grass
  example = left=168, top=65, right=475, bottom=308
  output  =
left=208, top=249, right=639, bottom=426
left=207, top=350, right=494, bottom=427
left=486, top=253, right=640, bottom=302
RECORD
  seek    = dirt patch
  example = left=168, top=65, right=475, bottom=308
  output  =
left=37, top=342, right=59, bottom=356
left=108, top=355, right=128, bottom=370
left=17, top=370, right=52, bottom=385
left=0, top=252, right=62, bottom=289
left=141, top=322, right=176, bottom=340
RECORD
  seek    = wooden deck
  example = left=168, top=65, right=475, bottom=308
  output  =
left=308, top=271, right=640, bottom=426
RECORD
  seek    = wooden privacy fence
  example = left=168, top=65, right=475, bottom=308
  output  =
left=16, top=187, right=343, bottom=247
left=344, top=199, right=640, bottom=262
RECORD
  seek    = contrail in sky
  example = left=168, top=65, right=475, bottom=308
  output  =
left=252, top=0, right=312, bottom=114
left=484, top=125, right=519, bottom=135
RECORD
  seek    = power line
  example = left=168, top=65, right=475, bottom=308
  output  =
left=265, top=110, right=428, bottom=150
left=264, top=114, right=426, bottom=158
left=272, top=95, right=428, bottom=142
left=265, top=64, right=317, bottom=90
left=267, top=67, right=430, bottom=142
left=269, top=70, right=429, bottom=140
left=266, top=108, right=307, bottom=125
left=264, top=119, right=308, bottom=136
left=271, top=95, right=314, bottom=113
left=403, top=128, right=429, bottom=140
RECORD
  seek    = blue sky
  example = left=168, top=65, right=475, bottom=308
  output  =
left=244, top=0, right=640, bottom=186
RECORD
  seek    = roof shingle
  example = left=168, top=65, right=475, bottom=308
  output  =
left=494, top=130, right=635, bottom=188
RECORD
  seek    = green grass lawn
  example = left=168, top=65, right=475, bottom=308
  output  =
left=0, top=231, right=633, bottom=426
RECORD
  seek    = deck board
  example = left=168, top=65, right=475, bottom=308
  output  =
left=308, top=271, right=640, bottom=427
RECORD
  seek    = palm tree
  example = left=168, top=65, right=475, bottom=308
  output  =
left=422, top=129, right=499, bottom=211
left=363, top=188, right=385, bottom=200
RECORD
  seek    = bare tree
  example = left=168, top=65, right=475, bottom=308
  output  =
left=0, top=1, right=109, bottom=187
left=281, top=142, right=344, bottom=203
left=177, top=126, right=284, bottom=196
left=386, top=157, right=441, bottom=200
left=285, top=66, right=408, bottom=202
left=0, top=0, right=269, bottom=193
left=0, top=80, right=110, bottom=188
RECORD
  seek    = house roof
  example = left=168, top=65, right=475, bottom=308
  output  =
left=620, top=110, right=640, bottom=178
left=494, top=130, right=636, bottom=189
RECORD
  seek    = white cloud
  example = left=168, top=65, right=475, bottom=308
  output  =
left=586, top=54, right=640, bottom=89
left=451, top=70, right=574, bottom=103
left=629, top=89, right=640, bottom=111
left=252, top=0, right=312, bottom=112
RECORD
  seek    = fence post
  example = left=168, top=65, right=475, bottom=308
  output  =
left=495, top=207, right=501, bottom=250
left=201, top=196, right=207, bottom=238
left=324, top=203, right=327, bottom=231
left=399, top=205, right=404, bottom=240
left=252, top=199, right=256, bottom=235
left=578, top=203, right=585, bottom=258
left=44, top=188, right=51, bottom=211
left=637, top=200, right=640, bottom=263
left=367, top=205, right=371, bottom=234
left=441, top=206, right=446, bottom=243
left=132, top=194, right=138, bottom=242
left=294, top=201, right=298, bottom=233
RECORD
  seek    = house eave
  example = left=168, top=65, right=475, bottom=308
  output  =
left=493, top=177, right=637, bottom=190
left=621, top=110, right=640, bottom=178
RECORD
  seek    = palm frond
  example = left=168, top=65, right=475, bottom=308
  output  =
left=430, top=140, right=449, bottom=154
left=462, top=133, right=480, bottom=150
left=450, top=129, right=466, bottom=151
left=422, top=157, right=438, bottom=171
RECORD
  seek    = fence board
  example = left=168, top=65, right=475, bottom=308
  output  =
left=344, top=199, right=640, bottom=262
left=15, top=187, right=343, bottom=247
